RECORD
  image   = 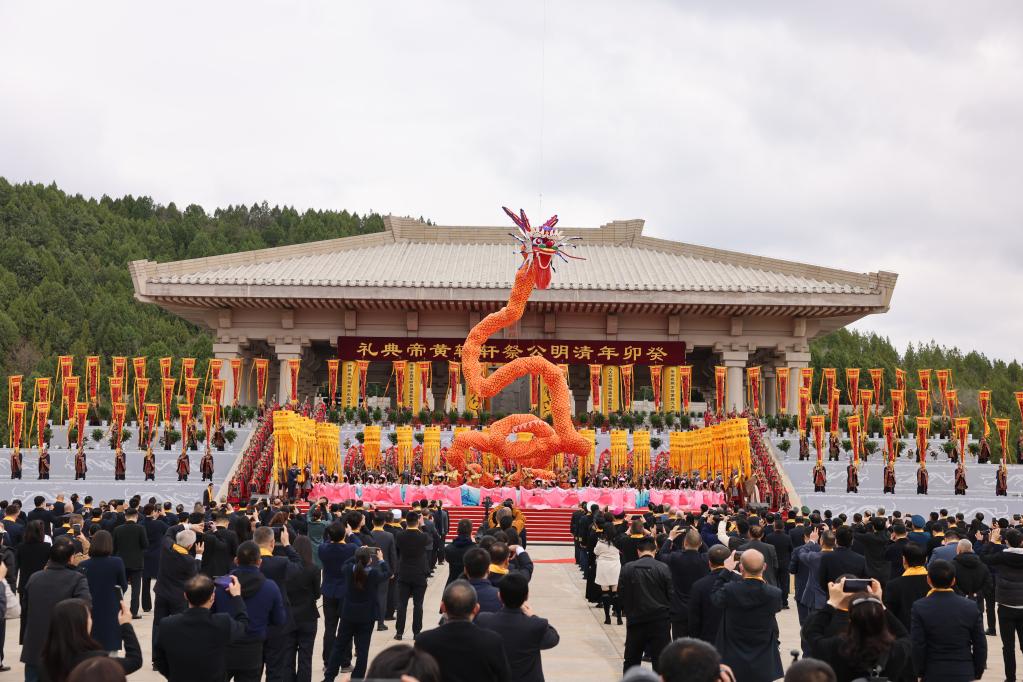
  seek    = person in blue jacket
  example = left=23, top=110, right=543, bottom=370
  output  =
left=318, top=521, right=361, bottom=670
left=324, top=546, right=390, bottom=681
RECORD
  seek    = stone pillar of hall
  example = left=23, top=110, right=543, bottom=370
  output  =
left=274, top=343, right=303, bottom=406
left=763, top=366, right=777, bottom=416
left=784, top=350, right=812, bottom=417
left=213, top=342, right=242, bottom=407
left=720, top=350, right=749, bottom=414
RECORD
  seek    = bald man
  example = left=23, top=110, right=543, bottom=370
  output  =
left=709, top=548, right=784, bottom=682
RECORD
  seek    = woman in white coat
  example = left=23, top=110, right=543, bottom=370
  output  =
left=593, top=522, right=623, bottom=624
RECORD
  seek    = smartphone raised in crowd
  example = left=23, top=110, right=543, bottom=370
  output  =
left=843, top=578, right=871, bottom=593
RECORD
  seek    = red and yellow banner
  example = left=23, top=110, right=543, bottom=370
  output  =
left=393, top=360, right=408, bottom=409
left=954, top=417, right=970, bottom=460
left=776, top=367, right=790, bottom=415
left=828, top=388, right=840, bottom=436
left=62, top=376, right=79, bottom=423
left=111, top=401, right=127, bottom=449
left=356, top=360, right=369, bottom=404
left=35, top=377, right=51, bottom=403
left=714, top=366, right=727, bottom=417
left=254, top=359, right=269, bottom=406
left=112, top=356, right=127, bottom=382
left=75, top=401, right=89, bottom=449
left=859, top=389, right=873, bottom=428
left=229, top=358, right=243, bottom=405
left=944, top=389, right=958, bottom=418
left=869, top=369, right=884, bottom=413
left=144, top=403, right=160, bottom=443
left=202, top=403, right=217, bottom=447
left=935, top=370, right=950, bottom=413
left=845, top=368, right=860, bottom=406
left=133, top=356, right=147, bottom=382
left=649, top=365, right=662, bottom=412
left=916, top=417, right=930, bottom=465
left=918, top=368, right=931, bottom=395
left=178, top=402, right=192, bottom=451
left=821, top=368, right=836, bottom=408
left=848, top=414, right=861, bottom=464
left=994, top=418, right=1010, bottom=467
left=891, top=389, right=905, bottom=434
left=680, top=365, right=692, bottom=414
left=181, top=358, right=196, bottom=381
left=135, top=377, right=149, bottom=413
left=211, top=380, right=225, bottom=416
left=588, top=364, right=602, bottom=411
left=326, top=359, right=340, bottom=404
left=620, top=364, right=634, bottom=412
left=185, top=377, right=200, bottom=406
left=160, top=357, right=173, bottom=380
left=747, top=366, right=762, bottom=416
left=1016, top=391, right=1023, bottom=425
left=109, top=376, right=123, bottom=405
left=9, top=401, right=26, bottom=449
left=86, top=356, right=100, bottom=404
left=883, top=416, right=896, bottom=463
left=978, top=390, right=992, bottom=438
left=161, top=377, right=176, bottom=424
left=448, top=361, right=460, bottom=406
left=916, top=389, right=930, bottom=417
left=288, top=358, right=301, bottom=404
left=798, top=386, right=811, bottom=434
left=33, top=401, right=50, bottom=449
left=895, top=368, right=907, bottom=394
left=810, top=414, right=826, bottom=464
left=800, top=367, right=813, bottom=392
left=58, top=355, right=73, bottom=381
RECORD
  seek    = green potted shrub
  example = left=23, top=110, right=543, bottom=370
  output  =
left=414, top=432, right=425, bottom=444
left=372, top=407, right=383, bottom=423
left=91, top=428, right=104, bottom=444
left=649, top=412, right=663, bottom=430
left=224, top=429, right=237, bottom=445
left=650, top=436, right=663, bottom=450
left=356, top=431, right=365, bottom=444
left=387, top=431, right=398, bottom=445
left=664, top=413, right=677, bottom=430
left=680, top=414, right=691, bottom=429
left=778, top=439, right=792, bottom=455
left=448, top=408, right=459, bottom=424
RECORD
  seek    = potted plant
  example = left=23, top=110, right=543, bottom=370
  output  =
left=356, top=431, right=365, bottom=444
left=91, top=428, right=104, bottom=445
left=650, top=436, right=663, bottom=451
left=387, top=431, right=398, bottom=446
left=664, top=413, right=676, bottom=430
left=448, top=408, right=460, bottom=425
left=372, top=407, right=383, bottom=423
left=778, top=439, right=792, bottom=456
left=414, top=432, right=425, bottom=445
left=225, top=429, right=237, bottom=445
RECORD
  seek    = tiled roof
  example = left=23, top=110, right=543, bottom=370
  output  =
left=144, top=224, right=879, bottom=296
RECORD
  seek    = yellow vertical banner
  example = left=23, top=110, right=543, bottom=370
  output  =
left=669, top=430, right=684, bottom=473
left=363, top=425, right=381, bottom=470
left=680, top=365, right=692, bottom=414
left=539, top=376, right=552, bottom=419
left=423, top=426, right=441, bottom=473
left=714, top=366, right=727, bottom=416
left=662, top=366, right=678, bottom=413
left=601, top=365, right=620, bottom=414
left=620, top=364, right=634, bottom=412
left=610, top=429, right=628, bottom=475
left=396, top=425, right=414, bottom=472
left=327, top=359, right=340, bottom=405
left=341, top=361, right=359, bottom=408
left=577, top=428, right=595, bottom=484
left=633, top=430, right=650, bottom=476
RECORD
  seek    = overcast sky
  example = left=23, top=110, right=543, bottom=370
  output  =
left=2, top=2, right=1022, bottom=361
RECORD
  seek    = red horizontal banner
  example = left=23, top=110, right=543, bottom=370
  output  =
left=338, top=337, right=686, bottom=365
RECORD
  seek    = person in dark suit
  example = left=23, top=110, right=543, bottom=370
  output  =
left=910, top=559, right=986, bottom=682
left=884, top=523, right=910, bottom=582
left=617, top=535, right=673, bottom=675
left=200, top=511, right=240, bottom=580
left=111, top=508, right=148, bottom=618
left=78, top=530, right=128, bottom=652
left=152, top=528, right=203, bottom=649
left=26, top=497, right=53, bottom=536
left=285, top=535, right=320, bottom=682
left=323, top=546, right=390, bottom=681
left=789, top=525, right=820, bottom=628
left=464, top=547, right=503, bottom=613
left=819, top=526, right=867, bottom=591
left=318, top=519, right=361, bottom=669
left=370, top=511, right=399, bottom=632
left=883, top=542, right=931, bottom=632
left=687, top=545, right=732, bottom=645
left=765, top=519, right=794, bottom=605
left=394, top=511, right=431, bottom=640
left=413, top=580, right=512, bottom=682
left=710, top=548, right=784, bottom=682
left=254, top=524, right=302, bottom=680
left=444, top=519, right=477, bottom=586
left=476, top=572, right=559, bottom=682
left=657, top=527, right=709, bottom=639
left=153, top=573, right=249, bottom=682
left=141, top=504, right=168, bottom=614
left=740, top=525, right=779, bottom=588
left=853, top=516, right=892, bottom=586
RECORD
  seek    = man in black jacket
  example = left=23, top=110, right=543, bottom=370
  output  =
left=910, top=559, right=986, bottom=682
left=112, top=507, right=149, bottom=618
left=370, top=511, right=399, bottom=631
left=883, top=541, right=931, bottom=632
left=200, top=510, right=240, bottom=579
left=617, top=535, right=672, bottom=675
left=153, top=528, right=203, bottom=647
left=657, top=527, right=709, bottom=639
left=254, top=525, right=302, bottom=681
left=853, top=516, right=892, bottom=586
left=414, top=580, right=512, bottom=682
left=476, top=573, right=559, bottom=682
left=819, top=525, right=867, bottom=591
left=765, top=519, right=794, bottom=606
left=154, top=573, right=249, bottom=682
left=688, top=544, right=732, bottom=644
left=981, top=527, right=1023, bottom=680
left=740, top=525, right=779, bottom=588
left=394, top=511, right=431, bottom=640
left=710, top=548, right=784, bottom=682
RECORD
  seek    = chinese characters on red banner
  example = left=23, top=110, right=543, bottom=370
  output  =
left=338, top=337, right=685, bottom=364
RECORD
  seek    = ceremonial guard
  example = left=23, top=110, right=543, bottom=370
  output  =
left=846, top=460, right=859, bottom=493
left=996, top=465, right=1008, bottom=496
left=954, top=462, right=968, bottom=495
left=950, top=438, right=961, bottom=464
left=812, top=462, right=826, bottom=492
left=10, top=448, right=21, bottom=479
left=978, top=437, right=991, bottom=464
left=882, top=461, right=896, bottom=494
left=799, top=434, right=810, bottom=461
left=74, top=445, right=87, bottom=480
left=828, top=434, right=841, bottom=461
left=38, top=447, right=50, bottom=479
left=1017, top=433, right=1023, bottom=464
left=176, top=450, right=190, bottom=481
left=212, top=422, right=226, bottom=450
left=114, top=446, right=126, bottom=480
left=916, top=462, right=928, bottom=494
left=143, top=446, right=156, bottom=481
left=200, top=447, right=215, bottom=481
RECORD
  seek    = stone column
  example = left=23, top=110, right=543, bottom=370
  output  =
left=274, top=343, right=303, bottom=405
left=764, top=366, right=777, bottom=416
left=213, top=342, right=241, bottom=407
left=784, top=350, right=812, bottom=417
left=720, top=350, right=749, bottom=414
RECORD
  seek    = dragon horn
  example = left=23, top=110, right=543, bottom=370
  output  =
left=502, top=206, right=526, bottom=231
left=541, top=215, right=559, bottom=229
left=518, top=209, right=532, bottom=231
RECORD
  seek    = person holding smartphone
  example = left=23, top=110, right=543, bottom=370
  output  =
left=78, top=530, right=128, bottom=652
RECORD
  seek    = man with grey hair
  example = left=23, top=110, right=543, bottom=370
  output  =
left=658, top=527, right=709, bottom=640
left=710, top=548, right=783, bottom=682
left=952, top=537, right=991, bottom=613
left=153, top=527, right=204, bottom=646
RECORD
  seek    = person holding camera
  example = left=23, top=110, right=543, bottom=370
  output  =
left=801, top=577, right=910, bottom=682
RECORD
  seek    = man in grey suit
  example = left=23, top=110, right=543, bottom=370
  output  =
left=369, top=510, right=398, bottom=632
left=740, top=524, right=779, bottom=587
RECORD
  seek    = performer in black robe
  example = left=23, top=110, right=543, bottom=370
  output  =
left=829, top=434, right=841, bottom=462
left=38, top=448, right=50, bottom=480
left=75, top=446, right=87, bottom=480
left=978, top=437, right=991, bottom=464
left=916, top=463, right=928, bottom=495
left=799, top=435, right=810, bottom=461
left=954, top=463, right=968, bottom=495
left=114, top=447, right=126, bottom=480
left=176, top=451, right=190, bottom=481
left=846, top=462, right=859, bottom=493
left=143, top=447, right=156, bottom=481
left=813, top=463, right=826, bottom=492
left=882, top=463, right=896, bottom=494
left=996, top=466, right=1008, bottom=497
left=10, top=448, right=21, bottom=480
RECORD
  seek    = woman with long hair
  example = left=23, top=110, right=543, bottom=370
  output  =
left=40, top=598, right=142, bottom=682
left=285, top=534, right=321, bottom=682
left=323, top=545, right=390, bottom=681
left=593, top=522, right=623, bottom=625
left=801, top=578, right=911, bottom=682
left=78, top=530, right=128, bottom=651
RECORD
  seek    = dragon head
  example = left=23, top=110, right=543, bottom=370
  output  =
left=503, top=206, right=582, bottom=289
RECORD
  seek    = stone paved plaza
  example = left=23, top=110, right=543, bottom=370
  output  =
left=0, top=545, right=1008, bottom=681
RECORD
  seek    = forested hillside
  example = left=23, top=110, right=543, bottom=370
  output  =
left=0, top=179, right=384, bottom=436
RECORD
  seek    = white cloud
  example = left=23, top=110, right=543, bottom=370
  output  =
left=1, top=1, right=1022, bottom=359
